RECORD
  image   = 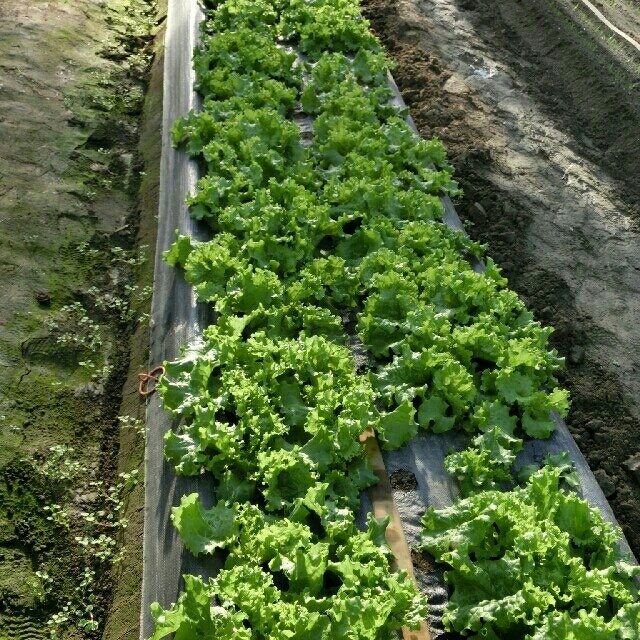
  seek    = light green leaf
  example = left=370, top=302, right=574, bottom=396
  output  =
left=171, top=493, right=239, bottom=556
left=418, top=394, right=456, bottom=433
left=378, top=401, right=418, bottom=450
left=495, top=369, right=535, bottom=404
left=163, top=232, right=194, bottom=267
left=522, top=411, right=555, bottom=439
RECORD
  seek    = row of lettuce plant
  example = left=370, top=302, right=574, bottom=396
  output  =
left=149, top=0, right=640, bottom=638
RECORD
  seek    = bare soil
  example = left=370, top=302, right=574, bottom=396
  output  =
left=362, top=0, right=640, bottom=556
left=390, top=469, right=420, bottom=491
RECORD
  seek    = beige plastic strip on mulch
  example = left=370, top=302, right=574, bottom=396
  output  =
left=360, top=429, right=432, bottom=640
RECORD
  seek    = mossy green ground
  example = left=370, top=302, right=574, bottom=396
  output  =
left=0, top=0, right=162, bottom=637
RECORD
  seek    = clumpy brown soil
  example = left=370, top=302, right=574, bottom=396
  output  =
left=390, top=468, right=420, bottom=491
left=362, top=0, right=640, bottom=555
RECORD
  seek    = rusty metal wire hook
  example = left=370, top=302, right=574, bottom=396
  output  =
left=138, top=365, right=166, bottom=396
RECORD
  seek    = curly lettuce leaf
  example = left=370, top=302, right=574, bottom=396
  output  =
left=420, top=467, right=639, bottom=636
left=171, top=493, right=239, bottom=556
